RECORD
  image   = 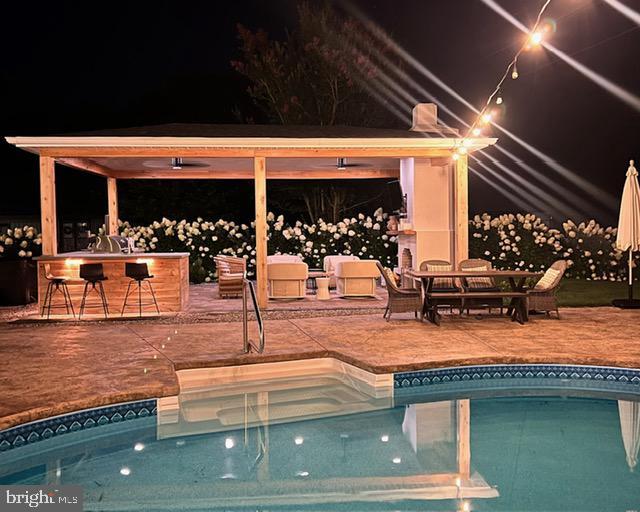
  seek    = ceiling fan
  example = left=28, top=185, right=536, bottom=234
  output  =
left=143, top=157, right=209, bottom=170
left=314, top=157, right=369, bottom=170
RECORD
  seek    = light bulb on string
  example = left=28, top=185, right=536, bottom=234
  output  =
left=495, top=92, right=503, bottom=105
left=530, top=31, right=543, bottom=46
left=511, top=65, right=519, bottom=80
left=481, top=112, right=492, bottom=124
left=472, top=127, right=482, bottom=137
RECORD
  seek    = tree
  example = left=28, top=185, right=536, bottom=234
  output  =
left=231, top=2, right=402, bottom=127
left=231, top=2, right=405, bottom=221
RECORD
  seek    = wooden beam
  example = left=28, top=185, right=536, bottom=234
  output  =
left=254, top=156, right=268, bottom=309
left=108, top=168, right=400, bottom=180
left=454, top=155, right=469, bottom=266
left=55, top=157, right=113, bottom=177
left=457, top=399, right=471, bottom=480
left=107, top=177, right=118, bottom=235
left=430, top=156, right=452, bottom=167
left=38, top=147, right=454, bottom=158
left=39, top=156, right=57, bottom=255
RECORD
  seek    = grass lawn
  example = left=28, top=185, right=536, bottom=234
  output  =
left=557, top=279, right=640, bottom=307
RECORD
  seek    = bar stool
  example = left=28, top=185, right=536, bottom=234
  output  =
left=79, top=263, right=109, bottom=319
left=41, top=263, right=76, bottom=319
left=121, top=262, right=160, bottom=317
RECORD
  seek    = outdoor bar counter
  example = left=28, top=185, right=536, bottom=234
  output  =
left=35, top=252, right=190, bottom=315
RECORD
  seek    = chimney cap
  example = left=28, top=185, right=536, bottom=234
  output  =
left=410, top=103, right=459, bottom=136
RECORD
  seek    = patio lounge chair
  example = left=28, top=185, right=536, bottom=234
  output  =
left=268, top=262, right=309, bottom=299
left=419, top=260, right=462, bottom=313
left=526, top=260, right=567, bottom=318
left=459, top=258, right=504, bottom=315
left=335, top=260, right=380, bottom=297
left=323, top=255, right=360, bottom=288
left=376, top=261, right=422, bottom=321
left=214, top=256, right=245, bottom=299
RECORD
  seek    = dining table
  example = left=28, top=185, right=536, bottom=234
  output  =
left=406, top=269, right=544, bottom=325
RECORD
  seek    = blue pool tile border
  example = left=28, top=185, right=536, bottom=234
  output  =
left=394, top=364, right=640, bottom=389
left=0, top=399, right=157, bottom=452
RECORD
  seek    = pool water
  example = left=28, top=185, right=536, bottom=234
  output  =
left=1, top=375, right=639, bottom=511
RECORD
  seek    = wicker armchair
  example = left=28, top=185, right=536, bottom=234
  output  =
left=459, top=258, right=503, bottom=315
left=213, top=256, right=245, bottom=298
left=526, top=260, right=567, bottom=318
left=377, top=262, right=422, bottom=321
left=419, top=260, right=462, bottom=313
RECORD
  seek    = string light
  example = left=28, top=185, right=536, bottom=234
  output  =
left=460, top=0, right=554, bottom=153
left=530, top=31, right=544, bottom=46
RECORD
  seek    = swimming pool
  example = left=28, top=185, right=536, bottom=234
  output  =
left=1, top=362, right=639, bottom=511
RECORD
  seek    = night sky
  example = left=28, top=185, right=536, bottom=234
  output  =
left=1, top=0, right=638, bottom=226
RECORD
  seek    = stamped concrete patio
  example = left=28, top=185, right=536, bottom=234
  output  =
left=1, top=306, right=640, bottom=430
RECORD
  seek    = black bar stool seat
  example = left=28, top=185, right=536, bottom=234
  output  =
left=121, top=262, right=160, bottom=317
left=41, top=263, right=76, bottom=319
left=78, top=263, right=109, bottom=319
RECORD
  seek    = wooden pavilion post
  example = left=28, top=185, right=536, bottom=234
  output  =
left=454, top=154, right=469, bottom=265
left=107, top=177, right=119, bottom=235
left=254, top=156, right=268, bottom=308
left=39, top=156, right=57, bottom=255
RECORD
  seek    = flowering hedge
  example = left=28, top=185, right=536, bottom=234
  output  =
left=0, top=226, right=42, bottom=260
left=116, top=208, right=397, bottom=283
left=469, top=213, right=636, bottom=281
left=3, top=212, right=635, bottom=285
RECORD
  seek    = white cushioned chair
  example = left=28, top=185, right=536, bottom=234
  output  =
left=267, top=254, right=303, bottom=264
left=323, top=255, right=360, bottom=288
left=335, top=260, right=380, bottom=297
left=267, top=262, right=309, bottom=299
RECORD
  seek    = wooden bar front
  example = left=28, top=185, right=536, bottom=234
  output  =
left=36, top=252, right=190, bottom=316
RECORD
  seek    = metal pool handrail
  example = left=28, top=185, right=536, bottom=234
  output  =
left=242, top=277, right=265, bottom=354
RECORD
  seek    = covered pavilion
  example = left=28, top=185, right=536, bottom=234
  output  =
left=5, top=103, right=496, bottom=308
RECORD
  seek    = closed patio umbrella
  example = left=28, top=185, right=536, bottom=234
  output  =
left=613, top=160, right=640, bottom=308
left=618, top=400, right=640, bottom=471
